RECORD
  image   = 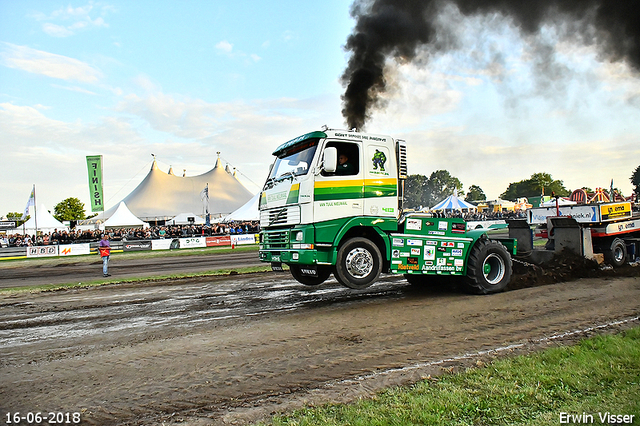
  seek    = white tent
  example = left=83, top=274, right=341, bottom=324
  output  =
left=169, top=212, right=205, bottom=225
left=103, top=202, right=148, bottom=228
left=19, top=204, right=67, bottom=234
left=222, top=192, right=260, bottom=222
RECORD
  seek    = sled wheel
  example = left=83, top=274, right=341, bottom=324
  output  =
left=463, top=239, right=512, bottom=294
left=334, top=237, right=382, bottom=289
left=290, top=265, right=332, bottom=286
left=603, top=238, right=627, bottom=267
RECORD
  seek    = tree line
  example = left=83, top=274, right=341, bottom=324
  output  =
left=404, top=166, right=640, bottom=210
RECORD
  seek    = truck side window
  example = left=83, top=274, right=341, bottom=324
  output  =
left=324, top=142, right=359, bottom=176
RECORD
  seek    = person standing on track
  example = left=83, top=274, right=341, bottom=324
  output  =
left=98, top=234, right=111, bottom=277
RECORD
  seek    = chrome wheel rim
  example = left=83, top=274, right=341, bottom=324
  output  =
left=483, top=253, right=505, bottom=285
left=345, top=248, right=374, bottom=278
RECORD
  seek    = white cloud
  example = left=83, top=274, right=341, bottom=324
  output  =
left=0, top=43, right=103, bottom=83
left=33, top=2, right=111, bottom=37
left=215, top=40, right=234, bottom=54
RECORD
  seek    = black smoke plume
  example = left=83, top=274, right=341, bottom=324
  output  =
left=341, top=0, right=640, bottom=130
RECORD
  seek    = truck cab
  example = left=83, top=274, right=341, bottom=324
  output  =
left=259, top=128, right=407, bottom=288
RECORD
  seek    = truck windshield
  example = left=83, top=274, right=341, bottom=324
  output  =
left=265, top=138, right=319, bottom=186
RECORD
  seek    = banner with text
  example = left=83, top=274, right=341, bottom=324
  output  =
left=59, top=243, right=90, bottom=256
left=231, top=234, right=258, bottom=245
left=27, top=246, right=58, bottom=258
left=86, top=155, right=104, bottom=212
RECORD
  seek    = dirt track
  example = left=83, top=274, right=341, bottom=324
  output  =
left=0, top=255, right=639, bottom=425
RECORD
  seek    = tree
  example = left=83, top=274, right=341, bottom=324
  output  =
left=631, top=165, right=640, bottom=199
left=465, top=185, right=486, bottom=202
left=426, top=170, right=463, bottom=207
left=54, top=197, right=87, bottom=222
left=5, top=212, right=28, bottom=226
left=501, top=172, right=570, bottom=200
left=403, top=170, right=464, bottom=209
left=404, top=174, right=429, bottom=209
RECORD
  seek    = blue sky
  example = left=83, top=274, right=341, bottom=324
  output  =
left=1, top=0, right=639, bottom=217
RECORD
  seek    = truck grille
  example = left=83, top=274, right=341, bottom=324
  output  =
left=263, top=230, right=289, bottom=249
left=260, top=206, right=301, bottom=227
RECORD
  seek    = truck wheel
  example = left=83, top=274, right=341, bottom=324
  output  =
left=290, top=265, right=332, bottom=286
left=463, top=239, right=512, bottom=294
left=603, top=238, right=627, bottom=267
left=334, top=237, right=382, bottom=289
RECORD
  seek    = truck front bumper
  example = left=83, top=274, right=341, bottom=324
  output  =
left=259, top=248, right=320, bottom=265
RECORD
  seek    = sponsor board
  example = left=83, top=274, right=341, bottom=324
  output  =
left=0, top=221, right=16, bottom=230
left=27, top=245, right=58, bottom=258
left=59, top=243, right=90, bottom=256
left=206, top=236, right=231, bottom=247
left=600, top=202, right=632, bottom=221
left=180, top=237, right=207, bottom=249
left=231, top=234, right=257, bottom=245
left=152, top=239, right=174, bottom=250
left=123, top=240, right=152, bottom=252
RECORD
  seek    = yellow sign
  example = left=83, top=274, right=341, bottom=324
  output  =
left=600, top=202, right=631, bottom=221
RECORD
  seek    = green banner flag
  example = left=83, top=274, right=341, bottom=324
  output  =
left=86, top=155, right=104, bottom=212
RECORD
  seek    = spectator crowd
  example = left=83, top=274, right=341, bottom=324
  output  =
left=0, top=221, right=260, bottom=248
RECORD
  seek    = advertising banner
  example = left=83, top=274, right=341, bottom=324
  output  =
left=179, top=237, right=207, bottom=249
left=86, top=155, right=104, bottom=212
left=231, top=234, right=257, bottom=245
left=27, top=245, right=58, bottom=258
left=58, top=243, right=90, bottom=256
left=0, top=221, right=16, bottom=230
left=206, top=235, right=231, bottom=247
left=123, top=240, right=152, bottom=251
left=152, top=239, right=174, bottom=250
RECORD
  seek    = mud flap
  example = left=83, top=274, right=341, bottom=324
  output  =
left=271, top=262, right=284, bottom=272
left=298, top=265, right=318, bottom=277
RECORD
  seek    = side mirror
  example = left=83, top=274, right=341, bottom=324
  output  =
left=323, top=147, right=337, bottom=173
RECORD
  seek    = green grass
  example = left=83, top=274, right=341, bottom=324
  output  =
left=265, top=327, right=640, bottom=426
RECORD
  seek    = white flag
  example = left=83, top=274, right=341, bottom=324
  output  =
left=22, top=185, right=35, bottom=219
left=200, top=183, right=209, bottom=214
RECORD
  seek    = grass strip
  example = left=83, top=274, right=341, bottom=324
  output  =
left=266, top=327, right=640, bottom=426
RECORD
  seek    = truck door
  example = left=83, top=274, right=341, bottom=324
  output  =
left=364, top=144, right=398, bottom=218
left=313, top=140, right=364, bottom=223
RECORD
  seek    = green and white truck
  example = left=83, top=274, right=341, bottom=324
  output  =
left=258, top=128, right=517, bottom=294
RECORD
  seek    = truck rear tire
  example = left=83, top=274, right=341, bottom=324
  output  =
left=334, top=237, right=382, bottom=289
left=290, top=265, right=332, bottom=286
left=603, top=238, right=627, bottom=267
left=463, top=239, right=512, bottom=295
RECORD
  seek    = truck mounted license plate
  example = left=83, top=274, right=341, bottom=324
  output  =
left=271, top=262, right=284, bottom=272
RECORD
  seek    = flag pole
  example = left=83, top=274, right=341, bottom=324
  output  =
left=33, top=185, right=38, bottom=237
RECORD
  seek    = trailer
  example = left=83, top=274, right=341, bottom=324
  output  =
left=524, top=201, right=640, bottom=266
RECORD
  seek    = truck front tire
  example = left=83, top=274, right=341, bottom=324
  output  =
left=290, top=265, right=332, bottom=286
left=334, top=237, right=382, bottom=289
left=463, top=239, right=512, bottom=294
